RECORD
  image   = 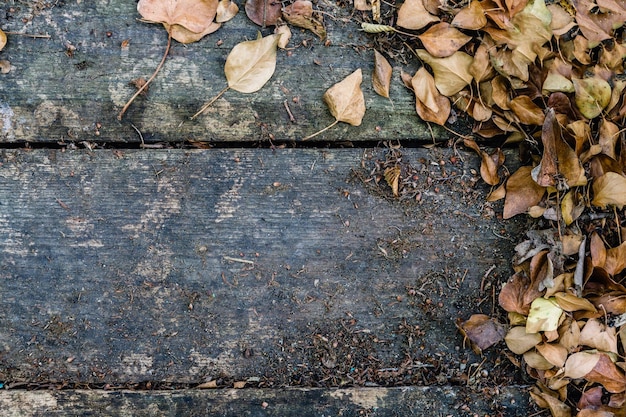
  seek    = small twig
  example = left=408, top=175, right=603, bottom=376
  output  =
left=283, top=100, right=296, bottom=123
left=191, top=86, right=230, bottom=119
left=4, top=31, right=51, bottom=39
left=223, top=256, right=255, bottom=265
left=118, top=31, right=172, bottom=120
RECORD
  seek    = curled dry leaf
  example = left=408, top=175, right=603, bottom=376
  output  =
left=536, top=342, right=568, bottom=368
left=282, top=0, right=326, bottom=39
left=372, top=50, right=392, bottom=98
left=411, top=67, right=451, bottom=125
left=384, top=166, right=401, bottom=197
left=416, top=50, right=473, bottom=96
left=397, top=0, right=439, bottom=30
left=275, top=25, right=291, bottom=49
left=417, top=22, right=472, bottom=58
left=245, top=0, right=282, bottom=26
left=216, top=0, right=239, bottom=23
left=463, top=138, right=504, bottom=185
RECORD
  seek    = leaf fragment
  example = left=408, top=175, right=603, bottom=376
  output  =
left=503, top=166, right=546, bottom=219
left=216, top=0, right=239, bottom=23
left=0, top=29, right=6, bottom=52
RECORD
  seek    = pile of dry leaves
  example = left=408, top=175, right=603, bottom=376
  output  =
left=361, top=0, right=626, bottom=415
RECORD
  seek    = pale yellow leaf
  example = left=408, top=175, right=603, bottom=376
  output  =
left=225, top=33, right=280, bottom=93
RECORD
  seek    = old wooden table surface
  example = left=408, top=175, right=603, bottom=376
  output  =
left=0, top=1, right=534, bottom=415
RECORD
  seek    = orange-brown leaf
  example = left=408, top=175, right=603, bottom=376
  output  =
left=397, top=0, right=439, bottom=30
left=417, top=22, right=472, bottom=58
left=372, top=50, right=392, bottom=98
left=504, top=166, right=546, bottom=219
left=451, top=0, right=487, bottom=30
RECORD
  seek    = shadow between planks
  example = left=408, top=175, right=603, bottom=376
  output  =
left=0, top=147, right=534, bottom=415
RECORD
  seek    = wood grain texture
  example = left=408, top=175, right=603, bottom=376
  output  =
left=0, top=148, right=526, bottom=390
left=0, top=1, right=439, bottom=144
left=0, top=386, right=531, bottom=416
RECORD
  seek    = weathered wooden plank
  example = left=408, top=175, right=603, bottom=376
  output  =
left=0, top=386, right=533, bottom=416
left=0, top=148, right=527, bottom=393
left=0, top=1, right=438, bottom=144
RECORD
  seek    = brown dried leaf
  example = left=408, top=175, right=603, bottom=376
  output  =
left=165, top=21, right=221, bottom=43
left=384, top=166, right=401, bottom=197
left=592, top=172, right=626, bottom=209
left=416, top=50, right=473, bottom=96
left=469, top=44, right=495, bottom=83
left=554, top=292, right=598, bottom=313
left=451, top=0, right=487, bottom=30
left=245, top=0, right=282, bottom=26
left=503, top=166, right=546, bottom=219
left=0, top=29, right=6, bottom=52
left=282, top=0, right=326, bottom=39
left=138, top=0, right=219, bottom=34
left=590, top=232, right=607, bottom=268
left=505, top=326, right=542, bottom=354
left=216, top=0, right=239, bottom=23
left=604, top=241, right=626, bottom=276
left=233, top=380, right=247, bottom=388
left=464, top=138, right=504, bottom=185
left=323, top=69, right=366, bottom=126
left=417, top=22, right=472, bottom=58
left=509, top=95, right=545, bottom=125
left=458, top=314, right=507, bottom=353
left=533, top=392, right=572, bottom=417
left=397, top=0, right=439, bottom=30
left=598, top=119, right=619, bottom=159
left=411, top=67, right=451, bottom=126
left=585, top=353, right=626, bottom=393
left=372, top=50, right=392, bottom=98
left=536, top=342, right=568, bottom=368
left=580, top=318, right=618, bottom=353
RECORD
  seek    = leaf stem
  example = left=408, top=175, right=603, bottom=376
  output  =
left=190, top=86, right=230, bottom=120
left=301, top=119, right=339, bottom=141
left=118, top=31, right=172, bottom=121
left=4, top=31, right=51, bottom=39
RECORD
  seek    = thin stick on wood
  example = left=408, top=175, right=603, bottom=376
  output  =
left=191, top=86, right=230, bottom=120
left=4, top=31, right=51, bottom=38
left=301, top=120, right=338, bottom=141
left=118, top=31, right=172, bottom=120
